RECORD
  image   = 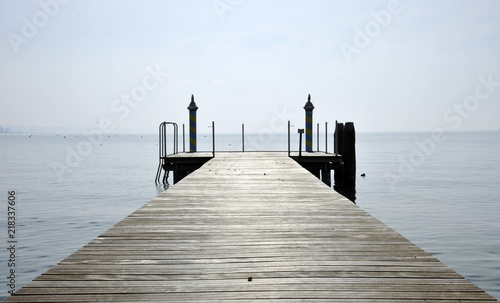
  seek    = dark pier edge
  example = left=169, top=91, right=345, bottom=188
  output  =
left=161, top=156, right=213, bottom=184
left=289, top=155, right=341, bottom=188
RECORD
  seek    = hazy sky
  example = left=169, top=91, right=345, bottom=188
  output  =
left=1, top=0, right=499, bottom=134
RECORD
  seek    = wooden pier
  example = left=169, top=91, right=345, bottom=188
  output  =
left=4, top=152, right=497, bottom=302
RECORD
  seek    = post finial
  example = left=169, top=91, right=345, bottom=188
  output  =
left=303, top=94, right=314, bottom=111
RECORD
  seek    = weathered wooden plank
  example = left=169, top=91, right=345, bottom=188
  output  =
left=25, top=278, right=479, bottom=288
left=6, top=291, right=497, bottom=302
left=14, top=286, right=496, bottom=299
left=3, top=152, right=497, bottom=302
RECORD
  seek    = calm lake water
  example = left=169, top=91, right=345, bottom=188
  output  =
left=0, top=131, right=499, bottom=300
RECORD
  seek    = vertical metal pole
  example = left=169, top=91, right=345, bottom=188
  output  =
left=288, top=120, right=291, bottom=157
left=242, top=123, right=245, bottom=152
left=212, top=121, right=215, bottom=157
left=325, top=122, right=328, bottom=154
left=317, top=123, right=320, bottom=152
left=304, top=94, right=315, bottom=152
left=298, top=129, right=304, bottom=157
left=159, top=122, right=163, bottom=158
left=187, top=95, right=198, bottom=152
left=173, top=123, right=178, bottom=154
left=156, top=122, right=165, bottom=182
left=162, top=122, right=167, bottom=157
left=182, top=124, right=185, bottom=153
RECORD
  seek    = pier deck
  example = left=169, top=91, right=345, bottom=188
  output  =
left=5, top=152, right=497, bottom=302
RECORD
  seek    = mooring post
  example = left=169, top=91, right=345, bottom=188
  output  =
left=334, top=121, right=344, bottom=155
left=343, top=122, right=356, bottom=187
left=334, top=121, right=345, bottom=187
left=303, top=94, right=314, bottom=152
left=187, top=95, right=198, bottom=152
left=333, top=121, right=356, bottom=202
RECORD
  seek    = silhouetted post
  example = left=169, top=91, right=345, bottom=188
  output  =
left=343, top=122, right=356, bottom=187
left=298, top=129, right=304, bottom=157
left=334, top=121, right=344, bottom=155
left=187, top=95, right=198, bottom=152
left=303, top=95, right=314, bottom=152
left=333, top=121, right=356, bottom=202
left=242, top=124, right=245, bottom=152
left=334, top=121, right=345, bottom=189
left=322, top=165, right=331, bottom=187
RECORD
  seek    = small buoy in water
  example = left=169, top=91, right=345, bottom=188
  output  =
left=361, top=173, right=366, bottom=177
left=248, top=276, right=252, bottom=281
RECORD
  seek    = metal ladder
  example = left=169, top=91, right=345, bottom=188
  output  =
left=155, top=121, right=178, bottom=183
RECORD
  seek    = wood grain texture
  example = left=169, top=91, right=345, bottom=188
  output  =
left=4, top=152, right=497, bottom=302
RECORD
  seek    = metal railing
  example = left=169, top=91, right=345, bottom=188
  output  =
left=288, top=120, right=332, bottom=156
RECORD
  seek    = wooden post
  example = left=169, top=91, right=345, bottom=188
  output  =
left=334, top=121, right=345, bottom=188
left=343, top=122, right=356, bottom=187
left=187, top=95, right=198, bottom=152
left=333, top=121, right=356, bottom=202
left=334, top=121, right=343, bottom=155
